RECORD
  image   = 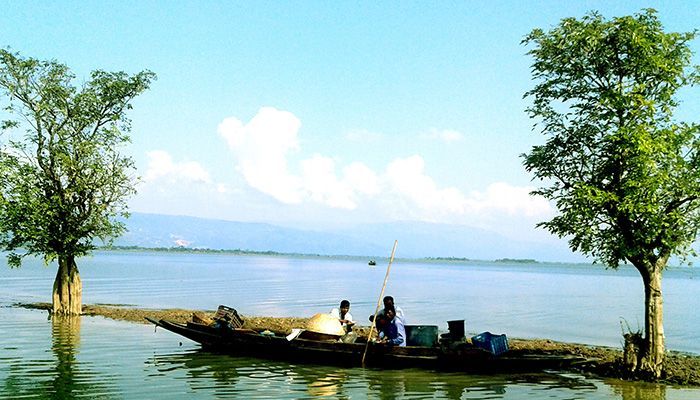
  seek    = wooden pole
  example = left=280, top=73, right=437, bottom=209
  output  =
left=362, top=240, right=398, bottom=366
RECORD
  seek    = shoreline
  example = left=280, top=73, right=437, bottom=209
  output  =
left=93, top=247, right=699, bottom=272
left=17, top=302, right=700, bottom=387
left=96, top=245, right=599, bottom=267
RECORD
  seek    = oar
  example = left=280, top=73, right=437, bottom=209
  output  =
left=362, top=240, right=398, bottom=366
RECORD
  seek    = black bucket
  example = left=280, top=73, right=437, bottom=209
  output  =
left=447, top=320, right=465, bottom=340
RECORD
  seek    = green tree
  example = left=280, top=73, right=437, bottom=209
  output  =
left=522, top=9, right=700, bottom=379
left=0, top=49, right=155, bottom=315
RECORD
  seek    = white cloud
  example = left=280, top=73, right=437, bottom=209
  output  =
left=144, top=150, right=211, bottom=184
left=424, top=128, right=464, bottom=143
left=217, top=108, right=552, bottom=223
left=133, top=150, right=232, bottom=220
left=382, top=156, right=550, bottom=221
left=470, top=182, right=551, bottom=217
left=218, top=107, right=303, bottom=204
left=218, top=107, right=378, bottom=209
left=300, top=154, right=356, bottom=209
left=343, top=162, right=380, bottom=196
left=385, top=155, right=466, bottom=215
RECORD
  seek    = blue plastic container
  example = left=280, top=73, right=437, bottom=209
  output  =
left=471, top=332, right=509, bottom=356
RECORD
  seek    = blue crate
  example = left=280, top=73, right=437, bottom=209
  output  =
left=471, top=332, right=509, bottom=356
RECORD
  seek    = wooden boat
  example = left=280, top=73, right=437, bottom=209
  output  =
left=146, top=317, right=585, bottom=372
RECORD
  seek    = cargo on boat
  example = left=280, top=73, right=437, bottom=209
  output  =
left=146, top=306, right=585, bottom=373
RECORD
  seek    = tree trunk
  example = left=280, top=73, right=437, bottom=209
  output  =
left=52, top=255, right=82, bottom=315
left=639, top=267, right=665, bottom=379
left=626, top=262, right=665, bottom=379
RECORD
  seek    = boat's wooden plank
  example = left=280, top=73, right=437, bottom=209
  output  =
left=145, top=318, right=585, bottom=372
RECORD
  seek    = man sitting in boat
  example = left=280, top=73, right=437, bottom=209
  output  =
left=376, top=306, right=406, bottom=347
left=369, top=295, right=406, bottom=327
left=329, top=299, right=355, bottom=332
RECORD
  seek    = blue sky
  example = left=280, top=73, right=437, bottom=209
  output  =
left=2, top=1, right=700, bottom=249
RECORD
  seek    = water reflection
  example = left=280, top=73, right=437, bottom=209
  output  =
left=149, top=350, right=353, bottom=398
left=305, top=370, right=348, bottom=398
left=1, top=314, right=115, bottom=399
left=146, top=349, right=612, bottom=399
left=48, top=315, right=115, bottom=399
left=50, top=315, right=82, bottom=398
left=608, top=378, right=667, bottom=400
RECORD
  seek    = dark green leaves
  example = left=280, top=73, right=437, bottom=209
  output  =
left=523, top=9, right=700, bottom=270
left=0, top=49, right=156, bottom=267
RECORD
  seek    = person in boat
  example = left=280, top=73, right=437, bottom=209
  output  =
left=376, top=306, right=406, bottom=347
left=329, top=299, right=355, bottom=333
left=369, top=295, right=405, bottom=326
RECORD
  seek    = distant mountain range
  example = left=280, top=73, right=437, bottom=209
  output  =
left=114, top=213, right=583, bottom=263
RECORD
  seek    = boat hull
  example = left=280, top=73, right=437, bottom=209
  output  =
left=146, top=318, right=583, bottom=372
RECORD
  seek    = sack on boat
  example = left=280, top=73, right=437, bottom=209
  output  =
left=192, top=312, right=213, bottom=325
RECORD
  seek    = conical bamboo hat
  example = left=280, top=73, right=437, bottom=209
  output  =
left=306, top=313, right=345, bottom=336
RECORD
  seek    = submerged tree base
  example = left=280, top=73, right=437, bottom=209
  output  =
left=16, top=302, right=700, bottom=387
left=51, top=256, right=82, bottom=315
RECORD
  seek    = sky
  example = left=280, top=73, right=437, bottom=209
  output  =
left=2, top=1, right=700, bottom=252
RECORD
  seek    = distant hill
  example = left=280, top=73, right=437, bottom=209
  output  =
left=114, top=213, right=583, bottom=262
left=338, top=221, right=586, bottom=262
left=115, top=213, right=386, bottom=257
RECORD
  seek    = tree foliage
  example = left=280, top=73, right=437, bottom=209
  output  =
left=0, top=49, right=156, bottom=267
left=522, top=9, right=700, bottom=269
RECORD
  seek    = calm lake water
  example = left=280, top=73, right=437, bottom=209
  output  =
left=1, top=250, right=699, bottom=399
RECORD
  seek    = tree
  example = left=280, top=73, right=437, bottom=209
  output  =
left=0, top=49, right=155, bottom=315
left=522, top=9, right=700, bottom=379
